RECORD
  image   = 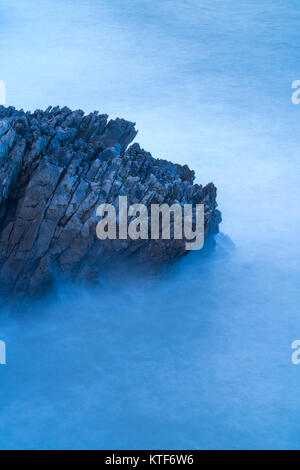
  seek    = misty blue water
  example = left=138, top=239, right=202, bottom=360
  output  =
left=0, top=0, right=300, bottom=449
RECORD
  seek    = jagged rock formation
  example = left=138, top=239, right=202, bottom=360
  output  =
left=0, top=106, right=221, bottom=297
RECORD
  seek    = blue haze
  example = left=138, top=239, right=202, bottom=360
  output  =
left=0, top=0, right=300, bottom=449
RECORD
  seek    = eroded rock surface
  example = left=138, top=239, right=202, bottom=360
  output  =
left=0, top=105, right=221, bottom=297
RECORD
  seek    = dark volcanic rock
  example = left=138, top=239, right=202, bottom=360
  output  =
left=0, top=105, right=221, bottom=297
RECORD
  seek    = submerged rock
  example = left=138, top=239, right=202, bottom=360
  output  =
left=0, top=105, right=221, bottom=297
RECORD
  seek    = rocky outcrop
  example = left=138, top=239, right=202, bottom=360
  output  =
left=0, top=105, right=221, bottom=297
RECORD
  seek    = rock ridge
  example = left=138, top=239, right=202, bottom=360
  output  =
left=0, top=105, right=221, bottom=297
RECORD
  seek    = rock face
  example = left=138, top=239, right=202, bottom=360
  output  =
left=0, top=105, right=221, bottom=297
